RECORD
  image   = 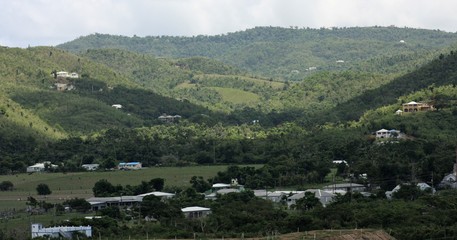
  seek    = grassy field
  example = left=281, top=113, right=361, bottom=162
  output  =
left=197, top=74, right=286, bottom=90
left=0, top=165, right=261, bottom=210
left=207, top=87, right=261, bottom=105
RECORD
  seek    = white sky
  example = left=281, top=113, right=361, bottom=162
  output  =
left=1, top=0, right=456, bottom=48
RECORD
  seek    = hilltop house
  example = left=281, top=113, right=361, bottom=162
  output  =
left=55, top=71, right=79, bottom=79
left=375, top=129, right=402, bottom=139
left=158, top=114, right=182, bottom=123
left=111, top=104, right=122, bottom=109
left=402, top=101, right=434, bottom=113
left=31, top=223, right=91, bottom=239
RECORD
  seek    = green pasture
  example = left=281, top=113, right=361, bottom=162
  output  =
left=196, top=74, right=286, bottom=90
left=207, top=87, right=261, bottom=105
left=0, top=165, right=260, bottom=210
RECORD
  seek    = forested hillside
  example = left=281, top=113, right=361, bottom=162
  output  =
left=0, top=46, right=225, bottom=138
left=2, top=27, right=457, bottom=240
left=80, top=48, right=286, bottom=112
left=58, top=26, right=457, bottom=80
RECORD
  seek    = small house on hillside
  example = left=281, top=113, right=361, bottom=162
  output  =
left=402, top=101, right=434, bottom=113
left=56, top=71, right=69, bottom=78
left=69, top=72, right=79, bottom=78
left=111, top=104, right=122, bottom=109
left=54, top=77, right=75, bottom=91
left=439, top=154, right=457, bottom=189
left=158, top=114, right=182, bottom=123
left=375, top=129, right=402, bottom=139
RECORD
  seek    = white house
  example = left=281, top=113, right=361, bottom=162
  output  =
left=88, top=191, right=175, bottom=210
left=158, top=114, right=182, bottom=123
left=385, top=183, right=435, bottom=199
left=439, top=156, right=457, bottom=189
left=118, top=162, right=142, bottom=170
left=332, top=160, right=348, bottom=165
left=31, top=223, right=92, bottom=239
left=205, top=180, right=245, bottom=200
left=56, top=71, right=69, bottom=78
left=27, top=162, right=58, bottom=173
left=253, top=190, right=289, bottom=203
left=69, top=72, right=79, bottom=78
left=375, top=129, right=402, bottom=139
left=287, top=189, right=335, bottom=208
left=181, top=206, right=211, bottom=219
left=81, top=164, right=99, bottom=171
left=136, top=191, right=175, bottom=199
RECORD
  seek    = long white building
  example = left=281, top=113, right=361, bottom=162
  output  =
left=31, top=223, right=92, bottom=239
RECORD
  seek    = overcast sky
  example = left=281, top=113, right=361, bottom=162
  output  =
left=1, top=0, right=456, bottom=48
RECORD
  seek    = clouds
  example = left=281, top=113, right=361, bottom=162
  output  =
left=0, top=0, right=456, bottom=48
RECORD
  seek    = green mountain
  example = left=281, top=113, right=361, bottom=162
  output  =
left=326, top=51, right=457, bottom=122
left=58, top=26, right=457, bottom=80
left=0, top=46, right=220, bottom=138
left=80, top=48, right=285, bottom=113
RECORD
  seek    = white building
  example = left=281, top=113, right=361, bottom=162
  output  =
left=111, top=104, right=122, bottom=109
left=287, top=189, right=335, bottom=208
left=322, top=183, right=366, bottom=193
left=205, top=181, right=245, bottom=200
left=69, top=72, right=79, bottom=78
left=385, top=183, right=435, bottom=199
left=118, top=162, right=142, bottom=170
left=88, top=191, right=175, bottom=210
left=56, top=71, right=69, bottom=78
left=136, top=191, right=175, bottom=199
left=439, top=155, right=457, bottom=189
left=26, top=162, right=58, bottom=173
left=375, top=129, right=402, bottom=139
left=81, top=164, right=99, bottom=171
left=31, top=223, right=92, bottom=239
left=181, top=206, right=211, bottom=219
left=158, top=114, right=182, bottom=123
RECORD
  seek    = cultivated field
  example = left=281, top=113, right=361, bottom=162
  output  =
left=0, top=165, right=260, bottom=210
